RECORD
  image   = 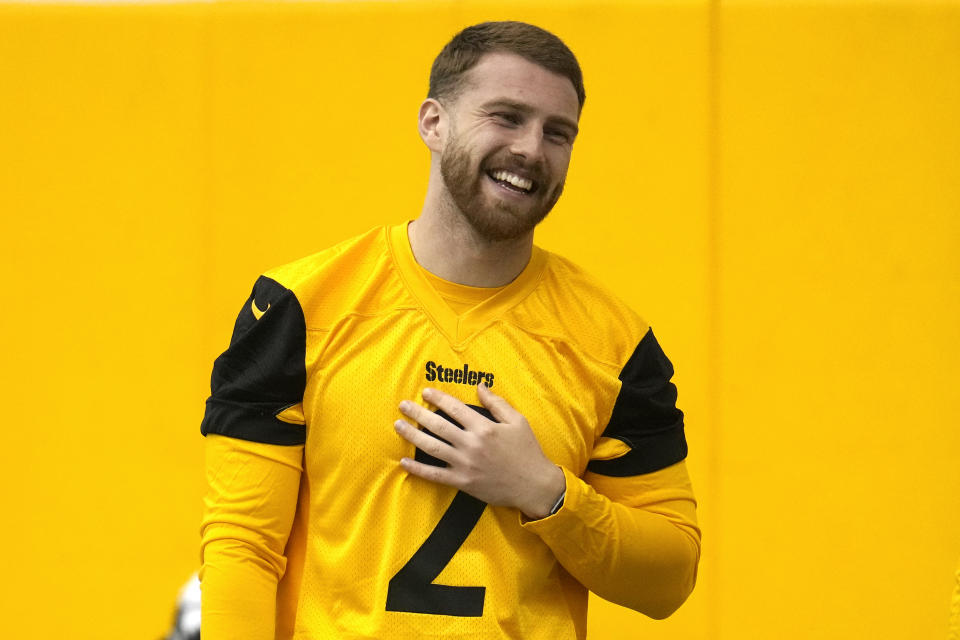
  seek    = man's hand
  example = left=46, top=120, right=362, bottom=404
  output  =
left=394, top=383, right=566, bottom=520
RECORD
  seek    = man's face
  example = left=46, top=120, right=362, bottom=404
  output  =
left=438, top=52, right=580, bottom=242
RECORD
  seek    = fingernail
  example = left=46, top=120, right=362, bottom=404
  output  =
left=399, top=400, right=410, bottom=411
left=423, top=387, right=435, bottom=398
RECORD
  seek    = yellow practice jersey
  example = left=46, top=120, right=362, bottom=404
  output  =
left=200, top=223, right=700, bottom=640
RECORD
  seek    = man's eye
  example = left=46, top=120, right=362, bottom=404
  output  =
left=494, top=112, right=520, bottom=125
left=545, top=130, right=570, bottom=144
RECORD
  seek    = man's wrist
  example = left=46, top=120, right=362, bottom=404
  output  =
left=521, top=465, right=566, bottom=520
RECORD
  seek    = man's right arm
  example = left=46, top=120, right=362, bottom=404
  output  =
left=199, top=275, right=309, bottom=639
left=201, top=435, right=302, bottom=639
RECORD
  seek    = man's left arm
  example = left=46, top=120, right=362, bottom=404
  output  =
left=395, top=385, right=700, bottom=619
left=521, top=461, right=699, bottom=619
left=522, top=327, right=700, bottom=618
left=394, top=328, right=699, bottom=618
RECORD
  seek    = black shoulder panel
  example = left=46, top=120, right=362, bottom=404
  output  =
left=587, top=328, right=687, bottom=477
left=200, top=275, right=307, bottom=445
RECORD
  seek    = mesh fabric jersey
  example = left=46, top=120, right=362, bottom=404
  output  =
left=200, top=223, right=699, bottom=639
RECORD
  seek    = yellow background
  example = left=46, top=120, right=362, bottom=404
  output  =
left=1, top=1, right=958, bottom=638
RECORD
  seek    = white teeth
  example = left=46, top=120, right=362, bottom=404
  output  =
left=491, top=170, right=533, bottom=192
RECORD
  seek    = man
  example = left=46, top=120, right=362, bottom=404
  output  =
left=200, top=21, right=700, bottom=640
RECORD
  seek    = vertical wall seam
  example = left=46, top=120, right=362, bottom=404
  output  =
left=707, top=0, right=723, bottom=638
left=199, top=2, right=220, bottom=372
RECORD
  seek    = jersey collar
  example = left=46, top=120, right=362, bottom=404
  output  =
left=387, top=222, right=548, bottom=348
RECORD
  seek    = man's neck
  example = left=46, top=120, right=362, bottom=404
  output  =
left=408, top=202, right=534, bottom=288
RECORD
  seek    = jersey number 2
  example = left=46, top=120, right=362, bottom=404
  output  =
left=385, top=405, right=491, bottom=617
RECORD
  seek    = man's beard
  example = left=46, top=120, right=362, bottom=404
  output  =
left=439, top=131, right=564, bottom=243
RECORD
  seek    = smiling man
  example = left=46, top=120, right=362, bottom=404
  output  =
left=430, top=50, right=577, bottom=245
left=200, top=21, right=700, bottom=640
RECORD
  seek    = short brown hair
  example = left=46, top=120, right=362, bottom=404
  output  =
left=428, top=21, right=586, bottom=112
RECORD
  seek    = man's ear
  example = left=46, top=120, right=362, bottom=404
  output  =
left=418, top=98, right=446, bottom=153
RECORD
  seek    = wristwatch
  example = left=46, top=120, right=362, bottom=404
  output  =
left=548, top=491, right=565, bottom=516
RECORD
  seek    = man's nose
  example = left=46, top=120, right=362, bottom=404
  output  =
left=509, top=125, right=545, bottom=162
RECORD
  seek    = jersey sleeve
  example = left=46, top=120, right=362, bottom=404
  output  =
left=201, top=275, right=308, bottom=445
left=522, top=329, right=699, bottom=619
left=586, top=327, right=686, bottom=477
left=199, top=276, right=308, bottom=639
left=200, top=434, right=303, bottom=640
left=522, top=463, right=700, bottom=619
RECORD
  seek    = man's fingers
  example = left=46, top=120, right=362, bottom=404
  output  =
left=476, top=382, right=518, bottom=423
left=420, top=388, right=486, bottom=432
left=398, top=399, right=467, bottom=445
left=399, top=455, right=459, bottom=488
left=394, top=420, right=458, bottom=464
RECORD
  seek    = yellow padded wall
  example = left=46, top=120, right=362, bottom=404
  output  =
left=0, top=4, right=212, bottom=639
left=716, top=1, right=960, bottom=638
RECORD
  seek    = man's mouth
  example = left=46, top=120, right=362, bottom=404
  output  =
left=487, top=169, right=536, bottom=194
